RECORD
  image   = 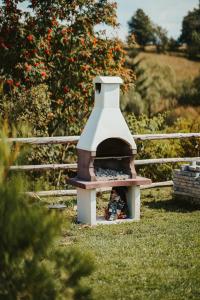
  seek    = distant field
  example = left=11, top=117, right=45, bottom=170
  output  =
left=138, top=52, right=200, bottom=81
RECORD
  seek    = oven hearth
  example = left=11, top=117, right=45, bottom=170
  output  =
left=95, top=167, right=131, bottom=181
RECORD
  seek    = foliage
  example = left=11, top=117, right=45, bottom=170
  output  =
left=122, top=51, right=146, bottom=115
left=153, top=25, right=169, bottom=53
left=179, top=4, right=200, bottom=59
left=128, top=9, right=155, bottom=49
left=121, top=86, right=145, bottom=116
left=0, top=84, right=51, bottom=136
left=177, top=72, right=200, bottom=106
left=188, top=30, right=200, bottom=59
left=0, top=0, right=134, bottom=136
left=122, top=53, right=177, bottom=117
left=170, top=117, right=200, bottom=158
left=126, top=113, right=200, bottom=181
left=127, top=10, right=169, bottom=53
left=0, top=0, right=135, bottom=189
left=168, top=37, right=180, bottom=52
left=126, top=114, right=182, bottom=181
left=0, top=84, right=77, bottom=190
left=142, top=62, right=177, bottom=117
left=0, top=125, right=94, bottom=300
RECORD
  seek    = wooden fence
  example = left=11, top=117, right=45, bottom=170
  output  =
left=7, top=133, right=200, bottom=198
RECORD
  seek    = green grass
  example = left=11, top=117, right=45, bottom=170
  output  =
left=56, top=188, right=200, bottom=300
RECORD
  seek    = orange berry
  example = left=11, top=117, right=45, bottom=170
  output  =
left=27, top=34, right=34, bottom=42
left=47, top=112, right=54, bottom=119
left=41, top=71, right=47, bottom=77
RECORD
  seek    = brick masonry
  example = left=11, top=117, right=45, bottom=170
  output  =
left=173, top=164, right=200, bottom=205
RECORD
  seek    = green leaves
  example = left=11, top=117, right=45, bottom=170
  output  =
left=1, top=0, right=134, bottom=137
left=0, top=128, right=94, bottom=299
left=128, top=9, right=155, bottom=48
left=180, top=6, right=200, bottom=59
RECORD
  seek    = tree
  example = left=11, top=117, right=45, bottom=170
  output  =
left=153, top=25, right=169, bottom=53
left=168, top=37, right=180, bottom=52
left=0, top=0, right=134, bottom=136
left=179, top=4, right=200, bottom=58
left=122, top=45, right=177, bottom=118
left=178, top=72, right=200, bottom=106
left=128, top=9, right=154, bottom=49
left=0, top=124, right=94, bottom=299
left=0, top=0, right=134, bottom=189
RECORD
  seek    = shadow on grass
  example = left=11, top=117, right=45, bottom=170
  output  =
left=144, top=198, right=200, bottom=213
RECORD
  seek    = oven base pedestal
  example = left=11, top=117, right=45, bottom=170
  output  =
left=76, top=185, right=141, bottom=225
left=68, top=177, right=151, bottom=225
left=127, top=186, right=140, bottom=220
left=77, top=188, right=96, bottom=225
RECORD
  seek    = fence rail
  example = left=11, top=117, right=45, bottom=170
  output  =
left=6, top=133, right=200, bottom=145
left=6, top=133, right=200, bottom=198
left=10, top=157, right=200, bottom=171
left=26, top=181, right=174, bottom=198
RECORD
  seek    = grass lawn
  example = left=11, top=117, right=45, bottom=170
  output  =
left=56, top=187, right=200, bottom=300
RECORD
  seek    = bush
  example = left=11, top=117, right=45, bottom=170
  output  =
left=177, top=73, right=200, bottom=106
left=126, top=113, right=200, bottom=181
left=0, top=125, right=94, bottom=300
left=0, top=84, right=79, bottom=189
left=0, top=84, right=51, bottom=136
left=122, top=56, right=177, bottom=117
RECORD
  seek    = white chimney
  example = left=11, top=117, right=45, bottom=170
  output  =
left=77, top=76, right=137, bottom=154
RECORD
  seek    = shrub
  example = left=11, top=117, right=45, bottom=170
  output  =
left=0, top=84, right=51, bottom=136
left=126, top=113, right=200, bottom=181
left=177, top=73, right=200, bottom=106
left=122, top=56, right=177, bottom=117
left=0, top=125, right=94, bottom=299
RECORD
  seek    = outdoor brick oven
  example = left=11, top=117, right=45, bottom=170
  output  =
left=68, top=76, right=151, bottom=225
left=77, top=76, right=137, bottom=181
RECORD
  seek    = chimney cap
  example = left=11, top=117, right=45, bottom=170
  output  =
left=93, top=76, right=123, bottom=84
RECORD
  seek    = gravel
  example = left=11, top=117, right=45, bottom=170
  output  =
left=95, top=167, right=130, bottom=181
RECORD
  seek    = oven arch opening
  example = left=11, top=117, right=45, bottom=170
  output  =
left=94, top=138, right=136, bottom=180
left=96, top=138, right=132, bottom=158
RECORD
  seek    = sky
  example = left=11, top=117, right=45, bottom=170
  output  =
left=109, top=0, right=199, bottom=41
left=0, top=0, right=199, bottom=41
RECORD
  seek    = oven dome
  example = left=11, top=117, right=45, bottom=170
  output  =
left=77, top=76, right=137, bottom=154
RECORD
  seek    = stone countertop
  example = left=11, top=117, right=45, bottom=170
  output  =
left=67, top=176, right=151, bottom=190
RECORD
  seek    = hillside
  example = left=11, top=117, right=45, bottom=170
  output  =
left=138, top=52, right=200, bottom=81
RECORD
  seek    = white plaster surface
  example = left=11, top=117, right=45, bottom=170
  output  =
left=76, top=184, right=141, bottom=225
left=77, top=76, right=136, bottom=152
left=93, top=76, right=123, bottom=84
left=127, top=185, right=141, bottom=220
left=77, top=188, right=96, bottom=225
